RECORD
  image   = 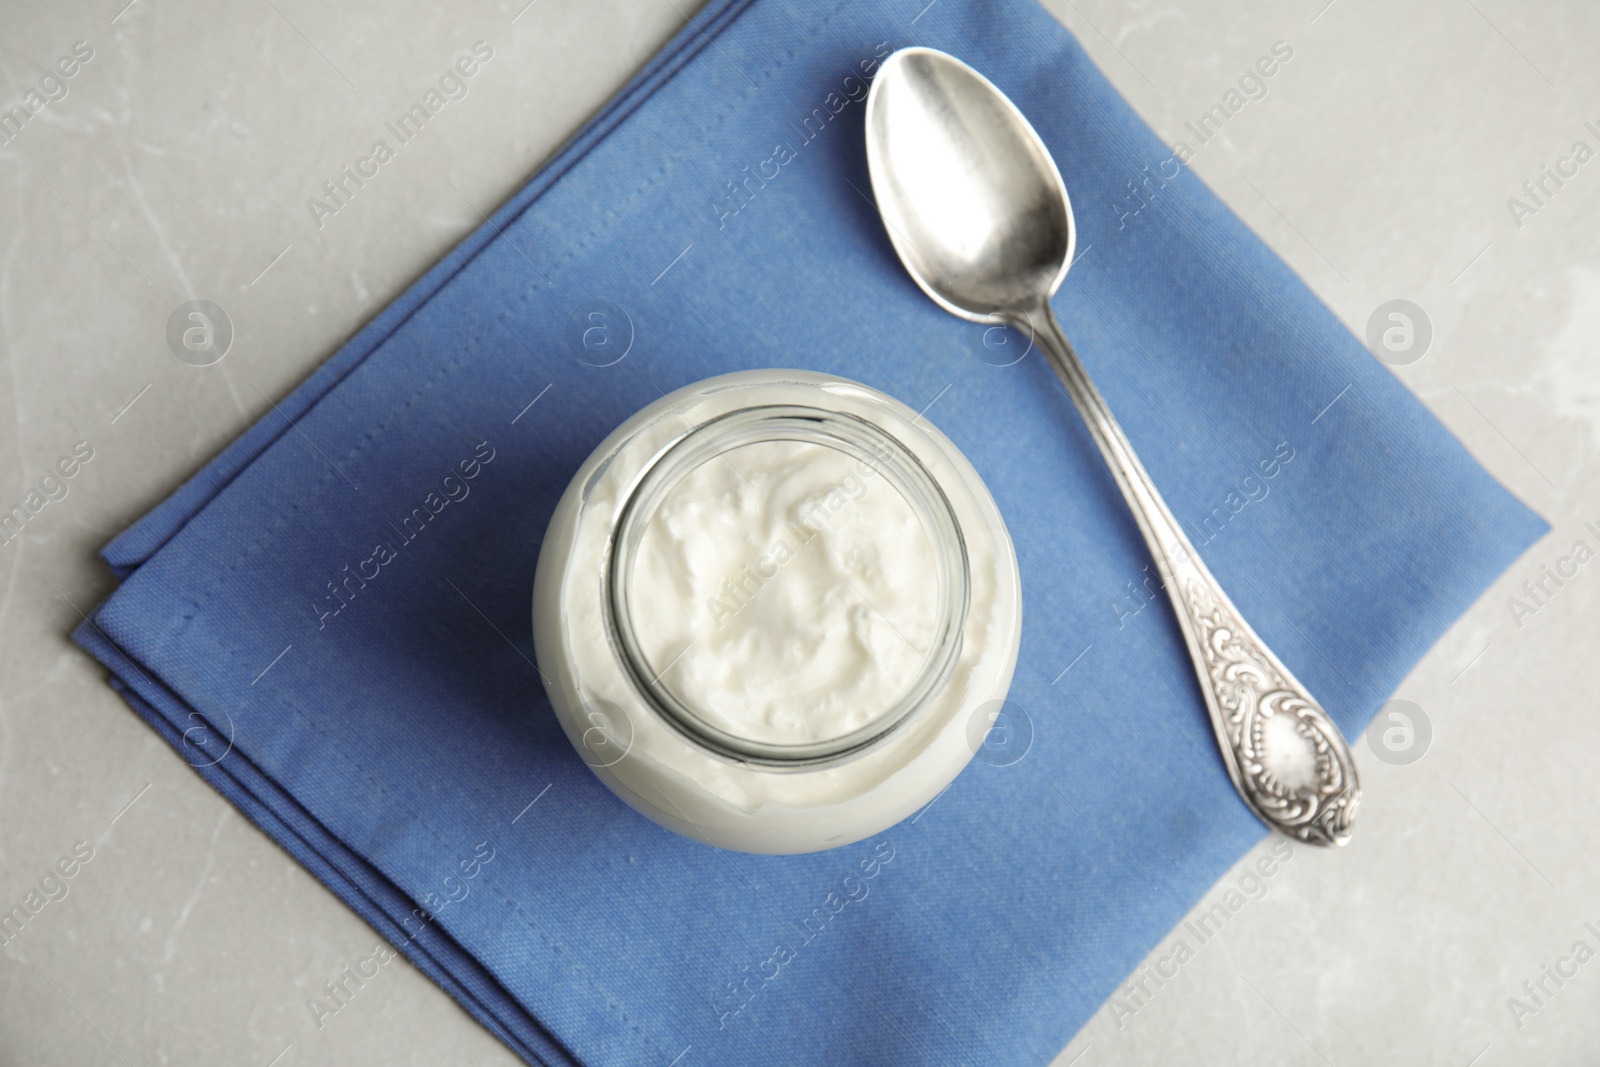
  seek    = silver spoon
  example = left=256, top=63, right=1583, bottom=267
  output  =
left=864, top=46, right=1359, bottom=846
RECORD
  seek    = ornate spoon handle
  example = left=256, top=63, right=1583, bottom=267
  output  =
left=1022, top=302, right=1360, bottom=846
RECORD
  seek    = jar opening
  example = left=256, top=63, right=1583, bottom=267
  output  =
left=606, top=405, right=970, bottom=765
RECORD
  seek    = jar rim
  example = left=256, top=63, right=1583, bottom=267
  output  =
left=604, top=403, right=971, bottom=766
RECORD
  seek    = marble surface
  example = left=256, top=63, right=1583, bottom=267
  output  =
left=0, top=0, right=1595, bottom=1064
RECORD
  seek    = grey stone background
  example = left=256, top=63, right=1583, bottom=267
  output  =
left=0, top=0, right=1594, bottom=1064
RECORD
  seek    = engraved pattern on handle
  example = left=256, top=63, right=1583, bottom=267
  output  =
left=1181, top=574, right=1359, bottom=846
left=1022, top=302, right=1361, bottom=845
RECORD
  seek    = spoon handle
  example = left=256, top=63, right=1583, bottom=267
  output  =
left=1026, top=304, right=1360, bottom=846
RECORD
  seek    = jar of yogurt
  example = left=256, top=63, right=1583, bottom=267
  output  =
left=533, top=370, right=1021, bottom=853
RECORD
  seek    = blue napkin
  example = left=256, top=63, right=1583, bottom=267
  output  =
left=76, top=0, right=1546, bottom=1063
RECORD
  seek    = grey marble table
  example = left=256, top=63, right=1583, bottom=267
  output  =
left=1, top=1, right=1595, bottom=1064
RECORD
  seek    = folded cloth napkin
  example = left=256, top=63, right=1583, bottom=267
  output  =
left=76, top=0, right=1546, bottom=1062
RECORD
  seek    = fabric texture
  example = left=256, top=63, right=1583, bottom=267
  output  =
left=75, top=1, right=1546, bottom=1063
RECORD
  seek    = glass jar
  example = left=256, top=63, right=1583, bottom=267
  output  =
left=532, top=370, right=1021, bottom=853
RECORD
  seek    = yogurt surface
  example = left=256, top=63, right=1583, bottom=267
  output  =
left=627, top=439, right=939, bottom=746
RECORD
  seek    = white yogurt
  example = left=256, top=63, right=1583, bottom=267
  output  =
left=533, top=370, right=1022, bottom=854
left=627, top=439, right=939, bottom=747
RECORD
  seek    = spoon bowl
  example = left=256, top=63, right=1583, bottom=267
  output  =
left=865, top=47, right=1074, bottom=322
